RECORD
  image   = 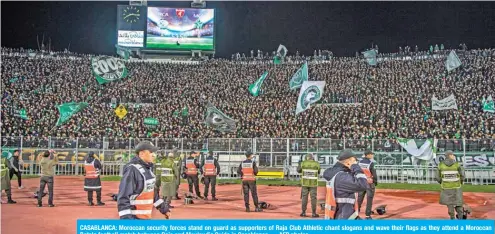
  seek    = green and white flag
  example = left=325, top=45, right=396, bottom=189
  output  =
left=273, top=56, right=281, bottom=65
left=289, top=62, right=308, bottom=90
left=56, top=102, right=88, bottom=126
left=248, top=71, right=269, bottom=97
left=482, top=95, right=494, bottom=113
left=204, top=102, right=237, bottom=132
left=277, top=44, right=288, bottom=57
left=445, top=50, right=461, bottom=72
left=397, top=138, right=438, bottom=161
left=115, top=45, right=130, bottom=61
left=91, top=56, right=128, bottom=85
left=296, top=81, right=326, bottom=115
left=144, top=117, right=159, bottom=127
left=13, top=108, right=28, bottom=120
left=362, top=49, right=377, bottom=66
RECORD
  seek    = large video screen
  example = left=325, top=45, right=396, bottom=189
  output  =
left=117, top=5, right=147, bottom=48
left=146, top=7, right=215, bottom=51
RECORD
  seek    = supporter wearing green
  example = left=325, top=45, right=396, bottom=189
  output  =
left=297, top=153, right=320, bottom=218
left=436, top=151, right=465, bottom=219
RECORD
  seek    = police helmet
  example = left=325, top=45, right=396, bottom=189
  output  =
left=375, top=205, right=387, bottom=215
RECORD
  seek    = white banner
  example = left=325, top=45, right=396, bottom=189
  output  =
left=117, top=30, right=144, bottom=48
left=431, top=94, right=458, bottom=110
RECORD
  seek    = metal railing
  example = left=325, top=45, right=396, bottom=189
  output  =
left=2, top=137, right=494, bottom=185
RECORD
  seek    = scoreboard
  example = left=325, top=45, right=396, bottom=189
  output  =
left=116, top=5, right=215, bottom=51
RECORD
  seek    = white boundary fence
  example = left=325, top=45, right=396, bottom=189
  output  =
left=2, top=137, right=494, bottom=185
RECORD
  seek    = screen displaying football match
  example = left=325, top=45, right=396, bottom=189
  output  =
left=146, top=7, right=215, bottom=51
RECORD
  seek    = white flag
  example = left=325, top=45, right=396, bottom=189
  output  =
left=296, top=81, right=326, bottom=115
left=445, top=50, right=461, bottom=72
left=277, top=44, right=288, bottom=57
left=431, top=94, right=458, bottom=110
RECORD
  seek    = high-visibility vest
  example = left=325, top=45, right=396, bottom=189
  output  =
left=186, top=159, right=198, bottom=175
left=439, top=162, right=461, bottom=189
left=358, top=162, right=374, bottom=184
left=241, top=161, right=255, bottom=181
left=0, top=158, right=8, bottom=177
left=128, top=164, right=157, bottom=219
left=204, top=159, right=216, bottom=176
left=84, top=160, right=99, bottom=179
left=324, top=172, right=359, bottom=220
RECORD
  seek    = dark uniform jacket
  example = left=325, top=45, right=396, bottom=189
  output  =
left=117, top=156, right=162, bottom=219
left=237, top=159, right=259, bottom=178
left=84, top=156, right=102, bottom=191
left=360, top=158, right=378, bottom=187
left=183, top=156, right=200, bottom=176
left=200, top=156, right=221, bottom=176
left=323, top=162, right=368, bottom=219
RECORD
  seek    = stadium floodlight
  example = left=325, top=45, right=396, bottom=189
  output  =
left=191, top=0, right=206, bottom=8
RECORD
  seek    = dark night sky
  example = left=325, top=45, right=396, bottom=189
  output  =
left=2, top=1, right=495, bottom=57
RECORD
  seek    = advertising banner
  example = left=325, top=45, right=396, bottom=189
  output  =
left=117, top=30, right=144, bottom=47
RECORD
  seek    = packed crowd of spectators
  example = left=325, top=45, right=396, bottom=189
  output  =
left=1, top=47, right=494, bottom=150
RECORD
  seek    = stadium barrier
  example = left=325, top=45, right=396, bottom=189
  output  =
left=2, top=137, right=494, bottom=185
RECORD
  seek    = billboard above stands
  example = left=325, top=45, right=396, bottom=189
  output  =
left=146, top=7, right=215, bottom=51
left=117, top=30, right=144, bottom=48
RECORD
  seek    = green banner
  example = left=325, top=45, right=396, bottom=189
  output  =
left=144, top=117, right=159, bottom=126
left=56, top=102, right=88, bottom=126
left=91, top=56, right=128, bottom=85
left=248, top=71, right=269, bottom=97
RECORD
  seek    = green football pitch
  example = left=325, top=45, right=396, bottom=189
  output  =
left=146, top=37, right=214, bottom=50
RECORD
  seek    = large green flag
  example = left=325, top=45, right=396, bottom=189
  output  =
left=482, top=95, right=494, bottom=113
left=91, top=56, right=128, bottom=85
left=445, top=50, right=461, bottom=72
left=289, top=62, right=308, bottom=90
left=248, top=71, right=269, bottom=97
left=204, top=102, right=237, bottom=132
left=362, top=49, right=377, bottom=66
left=56, top=102, right=88, bottom=126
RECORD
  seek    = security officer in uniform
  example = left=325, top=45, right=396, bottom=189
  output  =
left=117, top=141, right=170, bottom=219
left=183, top=151, right=203, bottom=198
left=237, top=151, right=262, bottom=212
left=357, top=150, right=377, bottom=219
left=201, top=150, right=220, bottom=201
left=172, top=148, right=182, bottom=200
left=84, top=152, right=105, bottom=206
left=153, top=151, right=165, bottom=203
left=297, top=153, right=320, bottom=218
left=323, top=149, right=368, bottom=219
left=1, top=151, right=16, bottom=204
left=159, top=152, right=179, bottom=208
left=436, top=151, right=465, bottom=219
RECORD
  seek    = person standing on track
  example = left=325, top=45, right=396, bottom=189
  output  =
left=159, top=152, right=179, bottom=208
left=323, top=149, right=368, bottom=219
left=84, top=152, right=105, bottom=206
left=9, top=150, right=24, bottom=189
left=237, top=151, right=262, bottom=212
left=436, top=150, right=465, bottom=219
left=1, top=151, right=17, bottom=204
left=201, top=150, right=220, bottom=201
left=172, top=148, right=182, bottom=200
left=38, top=150, right=58, bottom=207
left=357, top=150, right=378, bottom=219
left=117, top=141, right=170, bottom=219
left=184, top=151, right=203, bottom=199
left=153, top=151, right=165, bottom=203
left=297, top=153, right=320, bottom=218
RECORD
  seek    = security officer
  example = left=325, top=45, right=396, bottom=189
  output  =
left=297, top=153, right=320, bottom=218
left=183, top=151, right=203, bottom=198
left=201, top=150, right=220, bottom=201
left=1, top=151, right=16, bottom=204
left=117, top=141, right=170, bottom=219
left=38, top=150, right=58, bottom=207
left=159, top=152, right=179, bottom=208
left=237, top=151, right=262, bottom=212
left=84, top=152, right=105, bottom=206
left=323, top=149, right=368, bottom=219
left=436, top=151, right=465, bottom=219
left=153, top=151, right=165, bottom=203
left=357, top=150, right=378, bottom=219
left=172, top=148, right=182, bottom=200
left=9, top=150, right=24, bottom=189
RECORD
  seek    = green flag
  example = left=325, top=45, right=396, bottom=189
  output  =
left=273, top=56, right=281, bottom=65
left=248, top=71, right=269, bottom=97
left=144, top=117, right=159, bottom=126
left=115, top=45, right=130, bottom=61
left=91, top=56, right=128, bottom=85
left=182, top=106, right=189, bottom=117
left=56, top=102, right=88, bottom=126
left=362, top=49, right=377, bottom=66
left=14, top=108, right=28, bottom=120
left=204, top=102, right=237, bottom=132
left=289, top=62, right=308, bottom=90
left=482, top=95, right=494, bottom=113
left=295, top=81, right=326, bottom=115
